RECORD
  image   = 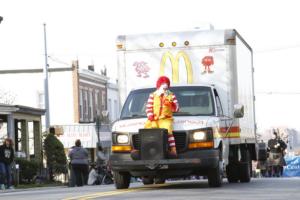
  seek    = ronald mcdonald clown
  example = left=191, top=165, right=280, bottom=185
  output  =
left=144, top=76, right=179, bottom=157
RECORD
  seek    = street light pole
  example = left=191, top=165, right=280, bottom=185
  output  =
left=95, top=110, right=109, bottom=165
left=95, top=112, right=102, bottom=151
left=43, top=23, right=50, bottom=130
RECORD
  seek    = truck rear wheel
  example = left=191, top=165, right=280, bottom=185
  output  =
left=239, top=150, right=251, bottom=183
left=226, top=164, right=239, bottom=183
left=113, top=171, right=131, bottom=189
left=142, top=177, right=154, bottom=185
left=208, top=161, right=223, bottom=187
left=239, top=162, right=251, bottom=182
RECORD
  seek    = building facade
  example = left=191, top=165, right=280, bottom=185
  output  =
left=0, top=61, right=112, bottom=162
left=107, top=82, right=120, bottom=122
left=72, top=61, right=109, bottom=124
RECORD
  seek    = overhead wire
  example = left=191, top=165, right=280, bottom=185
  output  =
left=254, top=44, right=300, bottom=53
left=47, top=55, right=70, bottom=66
left=256, top=91, right=300, bottom=95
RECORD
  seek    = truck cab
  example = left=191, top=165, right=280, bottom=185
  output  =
left=110, top=84, right=246, bottom=189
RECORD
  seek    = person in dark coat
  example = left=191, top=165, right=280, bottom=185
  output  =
left=0, top=138, right=14, bottom=189
left=68, top=139, right=89, bottom=186
left=268, top=132, right=287, bottom=153
left=267, top=131, right=287, bottom=177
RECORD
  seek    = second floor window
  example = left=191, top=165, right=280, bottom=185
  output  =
left=79, top=89, right=84, bottom=121
left=101, top=91, right=106, bottom=108
left=89, top=90, right=93, bottom=121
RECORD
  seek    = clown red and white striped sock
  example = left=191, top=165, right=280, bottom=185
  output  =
left=168, top=134, right=176, bottom=147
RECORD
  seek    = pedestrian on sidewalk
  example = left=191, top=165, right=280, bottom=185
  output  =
left=68, top=139, right=89, bottom=187
left=0, top=138, right=14, bottom=190
left=87, top=163, right=100, bottom=185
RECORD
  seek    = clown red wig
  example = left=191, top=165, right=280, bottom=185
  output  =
left=156, top=76, right=170, bottom=89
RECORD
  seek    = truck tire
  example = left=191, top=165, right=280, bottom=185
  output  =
left=154, top=178, right=166, bottom=184
left=113, top=171, right=131, bottom=189
left=142, top=177, right=154, bottom=185
left=226, top=164, right=239, bottom=183
left=208, top=161, right=223, bottom=187
left=239, top=151, right=251, bottom=183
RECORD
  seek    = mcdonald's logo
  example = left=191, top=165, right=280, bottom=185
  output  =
left=160, top=51, right=193, bottom=83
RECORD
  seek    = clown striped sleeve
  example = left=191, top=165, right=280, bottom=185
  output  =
left=172, top=93, right=179, bottom=112
left=146, top=93, right=154, bottom=118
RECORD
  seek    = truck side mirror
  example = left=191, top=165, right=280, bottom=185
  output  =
left=233, top=104, right=244, bottom=118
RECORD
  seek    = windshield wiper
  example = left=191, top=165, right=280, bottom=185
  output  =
left=173, top=112, right=191, bottom=116
left=121, top=114, right=146, bottom=119
left=131, top=114, right=146, bottom=118
left=174, top=112, right=213, bottom=116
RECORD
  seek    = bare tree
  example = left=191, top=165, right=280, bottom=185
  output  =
left=0, top=89, right=16, bottom=104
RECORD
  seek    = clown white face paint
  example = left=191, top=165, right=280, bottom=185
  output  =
left=162, top=83, right=168, bottom=89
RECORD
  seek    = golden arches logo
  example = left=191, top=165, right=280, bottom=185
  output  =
left=160, top=51, right=193, bottom=83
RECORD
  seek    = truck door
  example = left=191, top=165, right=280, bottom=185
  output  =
left=213, top=89, right=229, bottom=164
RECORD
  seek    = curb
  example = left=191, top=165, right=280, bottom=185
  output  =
left=0, top=185, right=67, bottom=194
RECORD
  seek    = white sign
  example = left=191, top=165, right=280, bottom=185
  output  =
left=58, top=124, right=111, bottom=148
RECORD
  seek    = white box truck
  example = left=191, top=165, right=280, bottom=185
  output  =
left=110, top=29, right=261, bottom=189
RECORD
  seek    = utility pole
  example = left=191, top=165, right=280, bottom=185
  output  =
left=43, top=23, right=50, bottom=130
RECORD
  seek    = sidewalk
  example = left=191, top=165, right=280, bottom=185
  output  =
left=0, top=184, right=67, bottom=194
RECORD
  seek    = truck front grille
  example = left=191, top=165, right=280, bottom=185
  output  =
left=132, top=131, right=187, bottom=152
left=173, top=131, right=187, bottom=152
left=132, top=133, right=140, bottom=150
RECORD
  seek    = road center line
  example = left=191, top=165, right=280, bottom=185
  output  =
left=63, top=188, right=149, bottom=200
left=63, top=183, right=171, bottom=200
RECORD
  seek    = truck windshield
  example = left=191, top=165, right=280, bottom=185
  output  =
left=120, top=86, right=215, bottom=119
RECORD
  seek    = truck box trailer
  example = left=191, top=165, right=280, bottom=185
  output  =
left=110, top=29, right=259, bottom=189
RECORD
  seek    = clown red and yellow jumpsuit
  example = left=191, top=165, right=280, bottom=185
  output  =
left=144, top=90, right=179, bottom=151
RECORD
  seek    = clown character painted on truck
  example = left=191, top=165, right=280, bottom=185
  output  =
left=144, top=76, right=179, bottom=157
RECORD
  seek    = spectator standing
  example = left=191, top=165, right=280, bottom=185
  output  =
left=68, top=139, right=89, bottom=186
left=267, top=131, right=287, bottom=177
left=0, top=138, right=14, bottom=190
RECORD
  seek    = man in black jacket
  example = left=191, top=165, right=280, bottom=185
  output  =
left=0, top=138, right=14, bottom=190
left=267, top=131, right=287, bottom=177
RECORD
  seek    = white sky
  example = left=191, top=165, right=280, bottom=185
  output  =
left=1, top=0, right=300, bottom=131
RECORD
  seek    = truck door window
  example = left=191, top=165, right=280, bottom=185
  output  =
left=120, top=89, right=154, bottom=119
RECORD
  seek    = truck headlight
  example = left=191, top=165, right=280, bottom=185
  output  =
left=188, top=128, right=214, bottom=149
left=117, top=134, right=129, bottom=144
left=193, top=131, right=206, bottom=140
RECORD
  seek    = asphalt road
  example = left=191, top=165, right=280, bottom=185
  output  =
left=0, top=178, right=299, bottom=200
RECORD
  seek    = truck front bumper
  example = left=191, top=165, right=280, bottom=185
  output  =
left=110, top=149, right=219, bottom=177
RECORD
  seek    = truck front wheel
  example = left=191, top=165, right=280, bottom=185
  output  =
left=113, top=171, right=131, bottom=189
left=208, top=161, right=223, bottom=187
